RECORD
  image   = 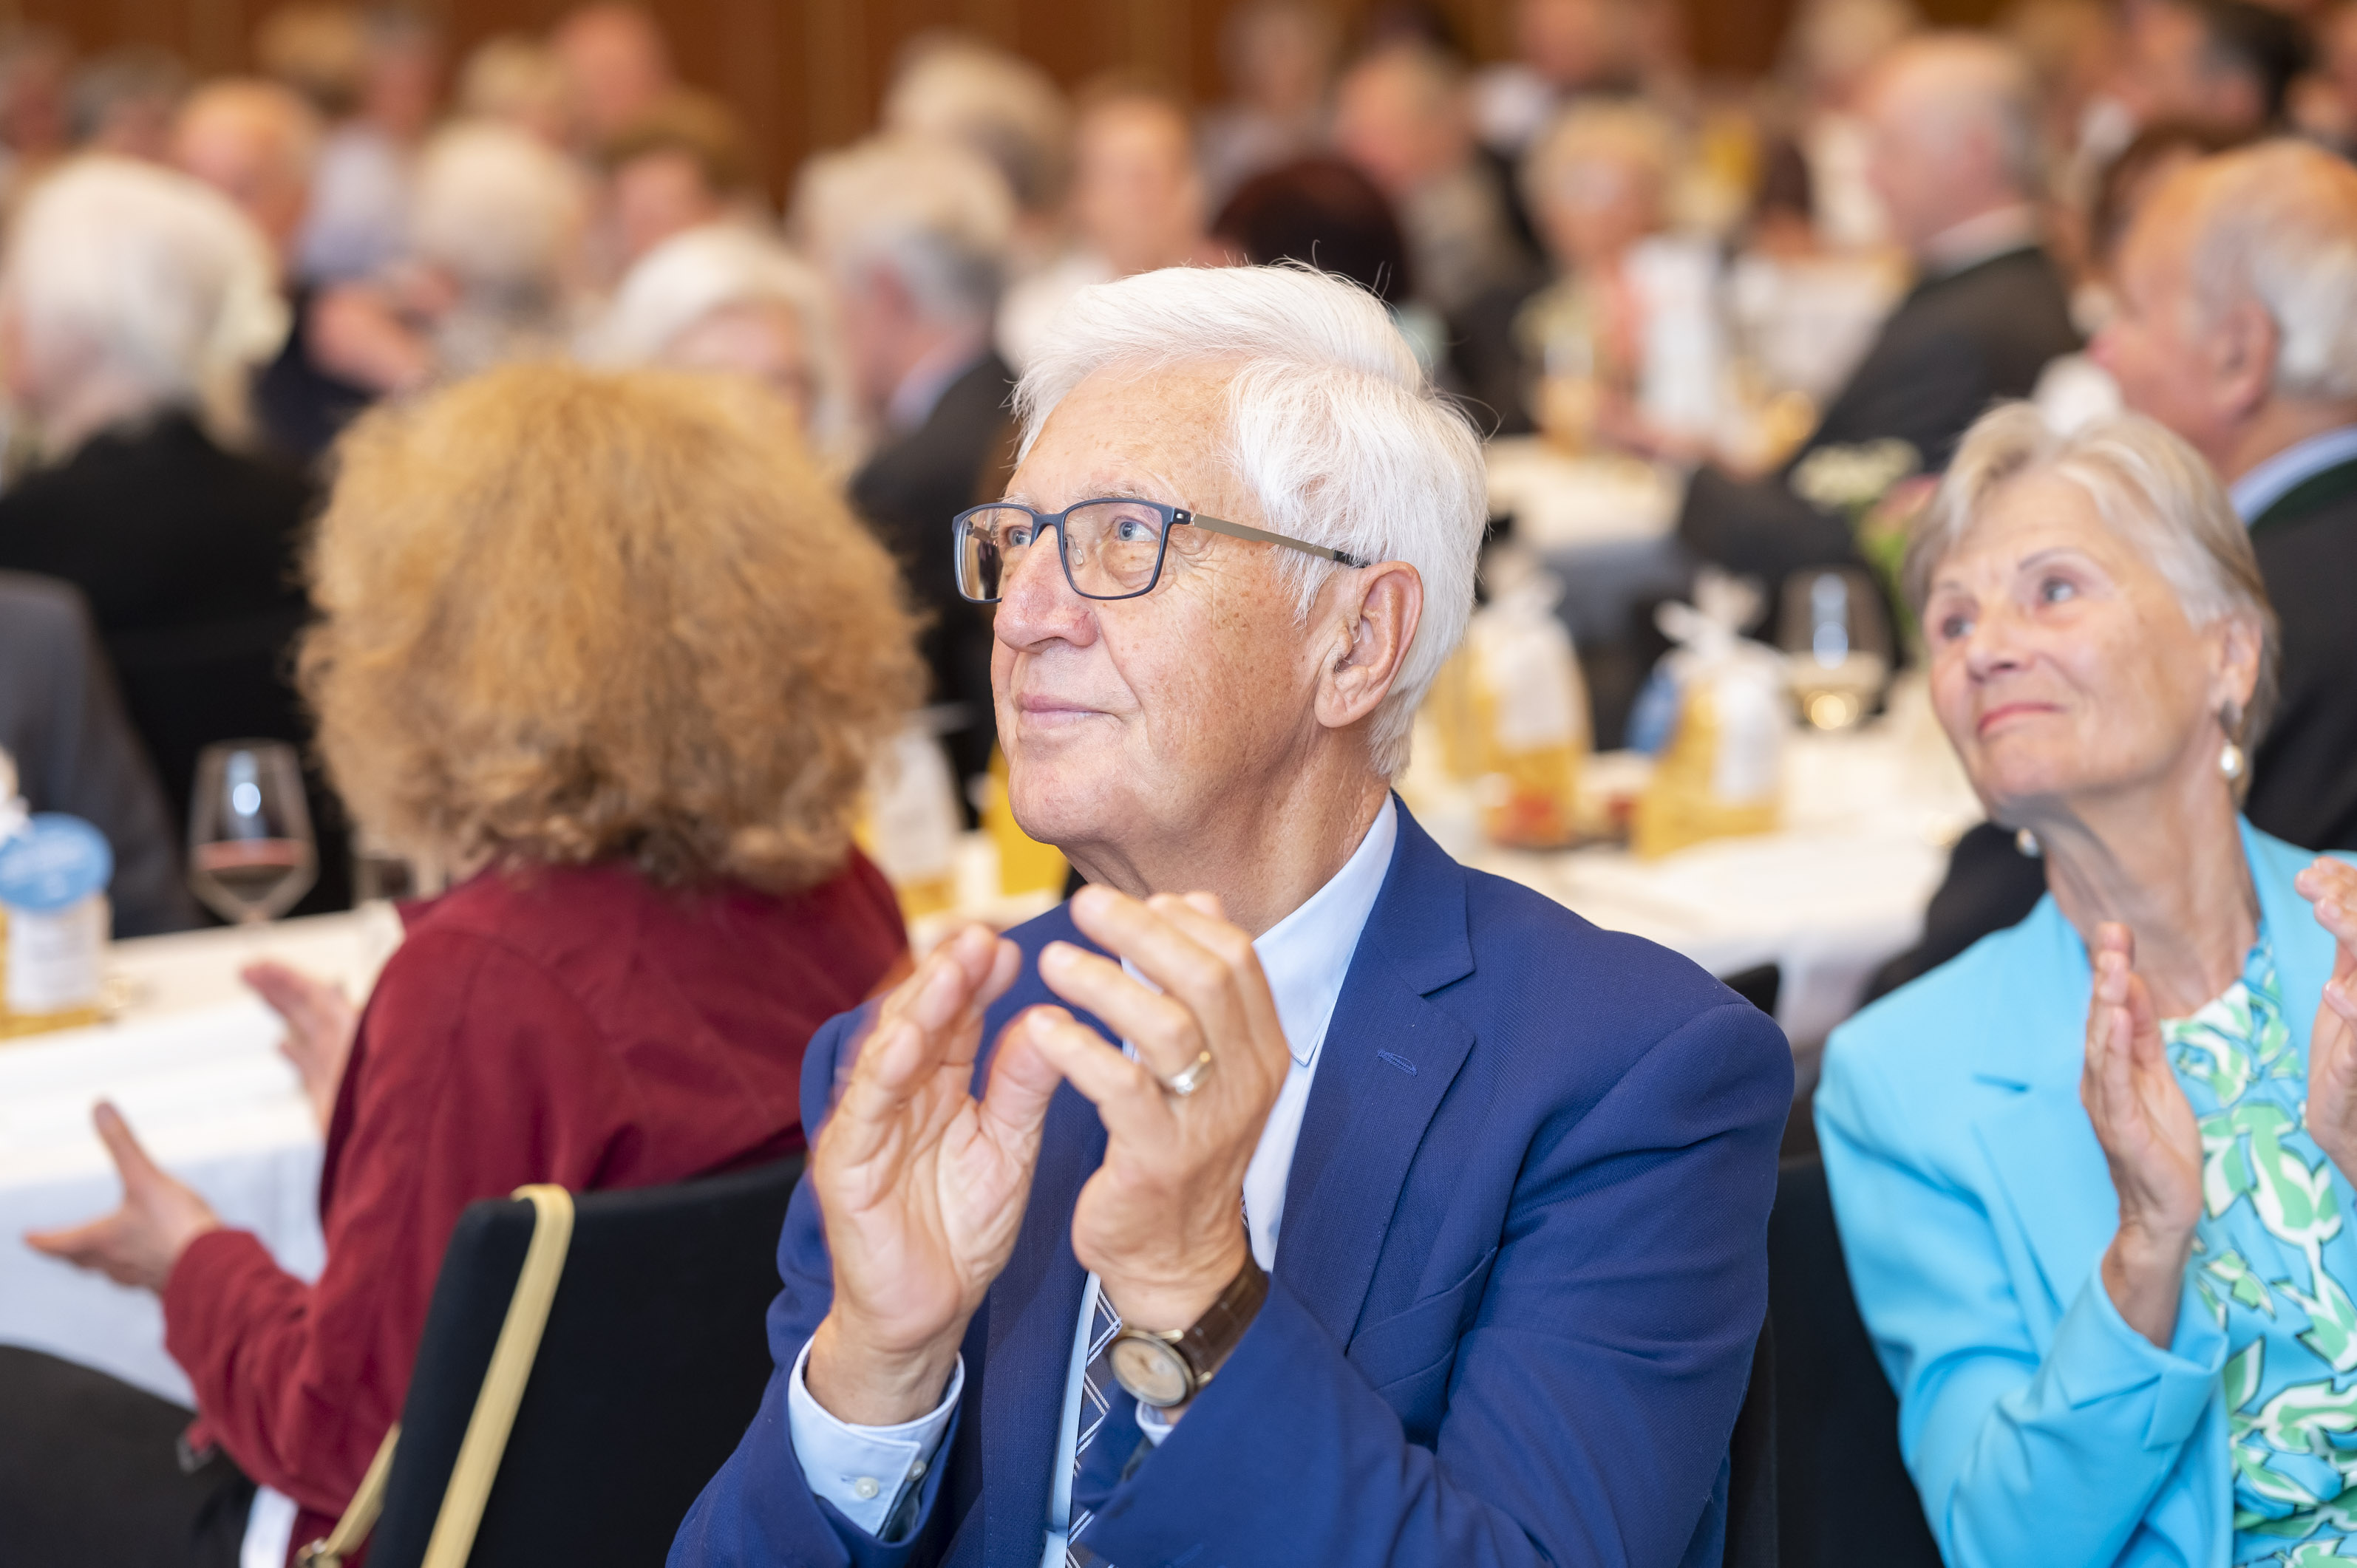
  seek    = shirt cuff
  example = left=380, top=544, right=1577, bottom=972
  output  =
left=785, top=1337, right=962, bottom=1539
left=1135, top=1400, right=1173, bottom=1447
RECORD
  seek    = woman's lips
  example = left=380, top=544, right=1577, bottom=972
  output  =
left=1976, top=701, right=2061, bottom=737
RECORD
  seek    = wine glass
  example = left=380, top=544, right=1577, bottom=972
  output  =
left=1776, top=567, right=1893, bottom=732
left=188, top=740, right=317, bottom=924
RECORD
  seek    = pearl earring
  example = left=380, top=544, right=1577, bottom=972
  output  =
left=2219, top=701, right=2247, bottom=782
left=2016, top=828, right=2041, bottom=857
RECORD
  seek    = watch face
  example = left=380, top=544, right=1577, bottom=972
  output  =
left=1109, top=1333, right=1193, bottom=1408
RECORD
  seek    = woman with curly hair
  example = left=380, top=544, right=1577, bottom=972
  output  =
left=10, top=363, right=925, bottom=1566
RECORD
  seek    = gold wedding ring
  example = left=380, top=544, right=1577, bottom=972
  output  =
left=1162, top=1049, right=1214, bottom=1098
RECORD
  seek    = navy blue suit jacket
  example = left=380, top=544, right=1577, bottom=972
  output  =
left=671, top=805, right=1791, bottom=1567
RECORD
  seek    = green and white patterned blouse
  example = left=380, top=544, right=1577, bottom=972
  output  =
left=2167, top=930, right=2357, bottom=1564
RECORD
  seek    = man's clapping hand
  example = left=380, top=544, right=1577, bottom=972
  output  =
left=1024, top=887, right=1290, bottom=1334
left=805, top=925, right=1064, bottom=1425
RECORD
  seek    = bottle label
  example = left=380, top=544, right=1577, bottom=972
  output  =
left=7, top=895, right=106, bottom=1013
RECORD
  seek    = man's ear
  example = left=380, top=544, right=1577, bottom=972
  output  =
left=2210, top=298, right=2279, bottom=423
left=1313, top=561, right=1422, bottom=734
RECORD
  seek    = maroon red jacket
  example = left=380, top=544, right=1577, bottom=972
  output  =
left=161, top=853, right=908, bottom=1561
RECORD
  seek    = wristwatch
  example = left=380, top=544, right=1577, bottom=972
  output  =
left=1106, top=1252, right=1270, bottom=1409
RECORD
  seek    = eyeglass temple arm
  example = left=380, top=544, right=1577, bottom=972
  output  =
left=1179, top=511, right=1370, bottom=569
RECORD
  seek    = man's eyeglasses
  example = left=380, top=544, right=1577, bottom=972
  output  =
left=951, top=498, right=1368, bottom=604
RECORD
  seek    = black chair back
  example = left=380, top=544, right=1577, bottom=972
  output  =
left=1768, top=1153, right=1941, bottom=1568
left=367, top=1156, right=802, bottom=1568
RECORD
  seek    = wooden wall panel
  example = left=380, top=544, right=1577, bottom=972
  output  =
left=0, top=0, right=2009, bottom=197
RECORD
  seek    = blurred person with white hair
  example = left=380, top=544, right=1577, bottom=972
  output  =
left=796, top=133, right=1019, bottom=797
left=587, top=223, right=863, bottom=469
left=293, top=5, right=442, bottom=285
left=883, top=35, right=1072, bottom=273
left=998, top=78, right=1213, bottom=372
left=1334, top=41, right=1532, bottom=318
left=315, top=120, right=587, bottom=392
left=1196, top=0, right=1339, bottom=208
left=673, top=260, right=1789, bottom=1568
left=0, top=157, right=341, bottom=905
left=173, top=78, right=378, bottom=464
left=1678, top=32, right=2079, bottom=597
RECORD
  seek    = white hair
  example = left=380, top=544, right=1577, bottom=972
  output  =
left=883, top=39, right=1071, bottom=213
left=1876, top=32, right=2044, bottom=196
left=2183, top=139, right=2357, bottom=403
left=411, top=121, right=585, bottom=297
left=1910, top=402, right=2279, bottom=774
left=1016, top=265, right=1486, bottom=777
left=1, top=155, right=287, bottom=447
left=791, top=134, right=1013, bottom=325
left=584, top=222, right=860, bottom=465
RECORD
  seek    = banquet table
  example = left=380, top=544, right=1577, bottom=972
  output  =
left=1, top=712, right=1976, bottom=1404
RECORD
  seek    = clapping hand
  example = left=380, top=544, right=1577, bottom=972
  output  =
left=243, top=961, right=358, bottom=1132
left=806, top=925, right=1064, bottom=1425
left=2081, top=923, right=2203, bottom=1348
left=25, top=1102, right=220, bottom=1292
left=2298, top=859, right=2357, bottom=1179
left=1021, top=887, right=1292, bottom=1335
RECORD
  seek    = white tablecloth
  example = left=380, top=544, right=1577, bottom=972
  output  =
left=1408, top=698, right=1982, bottom=1051
left=0, top=908, right=399, bottom=1403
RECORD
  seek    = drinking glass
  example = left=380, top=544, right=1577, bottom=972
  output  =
left=1776, top=567, right=1893, bottom=732
left=188, top=740, right=317, bottom=924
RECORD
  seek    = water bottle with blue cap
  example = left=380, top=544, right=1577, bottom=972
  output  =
left=0, top=746, right=113, bottom=1037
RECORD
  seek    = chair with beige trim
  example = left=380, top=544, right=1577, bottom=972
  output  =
left=301, top=1157, right=803, bottom=1568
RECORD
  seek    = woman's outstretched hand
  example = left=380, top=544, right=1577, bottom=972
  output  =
left=242, top=961, right=358, bottom=1132
left=2081, top=922, right=2202, bottom=1349
left=24, top=1102, right=220, bottom=1292
left=2298, top=859, right=2357, bottom=1179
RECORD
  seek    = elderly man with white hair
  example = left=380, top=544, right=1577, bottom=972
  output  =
left=798, top=133, right=1021, bottom=799
left=1677, top=32, right=2080, bottom=596
left=673, top=265, right=1790, bottom=1568
left=0, top=157, right=344, bottom=909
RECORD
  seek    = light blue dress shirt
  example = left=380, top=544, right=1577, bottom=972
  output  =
left=784, top=798, right=1401, bottom=1550
left=2228, top=425, right=2357, bottom=524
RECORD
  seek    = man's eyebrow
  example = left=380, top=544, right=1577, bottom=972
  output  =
left=992, top=481, right=1177, bottom=511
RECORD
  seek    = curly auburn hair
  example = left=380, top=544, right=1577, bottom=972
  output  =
left=301, top=362, right=925, bottom=892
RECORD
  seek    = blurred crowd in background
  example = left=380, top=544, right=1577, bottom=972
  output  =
left=0, top=0, right=2346, bottom=931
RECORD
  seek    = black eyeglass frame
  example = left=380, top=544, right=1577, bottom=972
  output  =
left=950, top=498, right=1370, bottom=604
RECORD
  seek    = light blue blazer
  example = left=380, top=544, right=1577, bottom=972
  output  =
left=1818, top=821, right=2355, bottom=1568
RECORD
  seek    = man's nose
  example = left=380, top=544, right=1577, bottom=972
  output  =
left=993, top=534, right=1095, bottom=651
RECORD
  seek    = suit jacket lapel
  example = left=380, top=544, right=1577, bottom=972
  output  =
left=1278, top=805, right=1478, bottom=1344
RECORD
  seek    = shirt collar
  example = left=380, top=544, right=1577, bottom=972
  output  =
left=884, top=327, right=989, bottom=435
left=1116, top=795, right=1399, bottom=1071
left=2228, top=424, right=2357, bottom=524
left=1251, top=796, right=1399, bottom=1068
left=1918, top=203, right=2041, bottom=279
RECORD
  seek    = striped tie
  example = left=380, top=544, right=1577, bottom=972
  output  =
left=1065, top=1279, right=1139, bottom=1567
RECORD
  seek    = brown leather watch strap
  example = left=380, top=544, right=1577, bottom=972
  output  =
left=1172, top=1250, right=1269, bottom=1389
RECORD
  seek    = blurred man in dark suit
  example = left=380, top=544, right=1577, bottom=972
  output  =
left=1874, top=140, right=2357, bottom=996
left=1679, top=34, right=2078, bottom=595
left=800, top=135, right=1019, bottom=799
left=0, top=572, right=194, bottom=936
